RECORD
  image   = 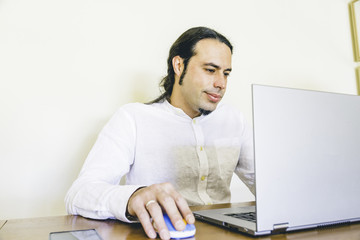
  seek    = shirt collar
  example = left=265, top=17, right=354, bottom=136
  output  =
left=159, top=100, right=207, bottom=121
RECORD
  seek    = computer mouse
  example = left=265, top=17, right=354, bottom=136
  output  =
left=152, top=213, right=196, bottom=239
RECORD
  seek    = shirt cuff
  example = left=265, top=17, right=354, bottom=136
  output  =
left=108, top=185, right=145, bottom=223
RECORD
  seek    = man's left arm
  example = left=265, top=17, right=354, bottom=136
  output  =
left=234, top=114, right=255, bottom=195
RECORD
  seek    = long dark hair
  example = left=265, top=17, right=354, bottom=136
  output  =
left=149, top=26, right=233, bottom=104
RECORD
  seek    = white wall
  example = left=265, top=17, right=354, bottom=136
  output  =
left=0, top=0, right=355, bottom=219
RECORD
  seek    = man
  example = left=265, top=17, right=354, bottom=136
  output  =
left=65, top=26, right=255, bottom=240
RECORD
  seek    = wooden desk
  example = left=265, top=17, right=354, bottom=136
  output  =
left=1, top=202, right=360, bottom=240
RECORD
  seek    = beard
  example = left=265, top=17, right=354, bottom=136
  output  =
left=199, top=108, right=212, bottom=116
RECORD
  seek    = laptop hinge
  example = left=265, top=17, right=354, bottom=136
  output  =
left=272, top=222, right=289, bottom=234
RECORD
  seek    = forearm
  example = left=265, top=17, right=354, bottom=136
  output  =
left=235, top=168, right=255, bottom=195
left=65, top=178, right=144, bottom=222
left=236, top=113, right=255, bottom=195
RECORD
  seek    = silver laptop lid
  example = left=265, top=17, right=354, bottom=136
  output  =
left=252, top=85, right=360, bottom=232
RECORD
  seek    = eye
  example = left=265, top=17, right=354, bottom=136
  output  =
left=224, top=71, right=231, bottom=77
left=205, top=68, right=215, bottom=73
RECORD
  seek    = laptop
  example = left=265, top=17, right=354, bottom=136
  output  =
left=193, top=84, right=360, bottom=236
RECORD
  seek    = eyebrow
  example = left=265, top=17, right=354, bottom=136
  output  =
left=203, top=63, right=232, bottom=72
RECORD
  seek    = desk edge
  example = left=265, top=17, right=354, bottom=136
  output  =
left=0, top=220, right=7, bottom=230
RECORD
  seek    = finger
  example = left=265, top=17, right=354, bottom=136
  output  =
left=162, top=186, right=195, bottom=225
left=159, top=183, right=195, bottom=226
left=174, top=194, right=195, bottom=224
left=146, top=201, right=170, bottom=240
left=158, top=193, right=186, bottom=231
left=133, top=206, right=157, bottom=239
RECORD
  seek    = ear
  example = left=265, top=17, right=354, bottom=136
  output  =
left=172, top=56, right=184, bottom=78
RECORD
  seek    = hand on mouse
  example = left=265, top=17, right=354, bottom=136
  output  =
left=126, top=182, right=195, bottom=240
left=152, top=214, right=196, bottom=239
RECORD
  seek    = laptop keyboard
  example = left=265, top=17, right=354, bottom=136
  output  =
left=226, top=212, right=257, bottom=223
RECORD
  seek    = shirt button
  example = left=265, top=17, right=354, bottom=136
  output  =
left=201, top=176, right=206, bottom=181
left=193, top=119, right=196, bottom=124
left=200, top=146, right=203, bottom=151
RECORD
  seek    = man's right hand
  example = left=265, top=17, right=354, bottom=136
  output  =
left=126, top=182, right=195, bottom=240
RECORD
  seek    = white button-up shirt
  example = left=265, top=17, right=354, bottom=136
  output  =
left=65, top=100, right=255, bottom=222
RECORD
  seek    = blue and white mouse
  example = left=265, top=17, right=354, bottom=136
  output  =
left=153, top=214, right=196, bottom=239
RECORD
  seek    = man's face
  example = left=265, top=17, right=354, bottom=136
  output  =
left=170, top=38, right=232, bottom=118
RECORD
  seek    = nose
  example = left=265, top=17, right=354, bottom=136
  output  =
left=213, top=74, right=227, bottom=90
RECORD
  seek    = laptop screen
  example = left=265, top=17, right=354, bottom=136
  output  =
left=252, top=85, right=360, bottom=232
